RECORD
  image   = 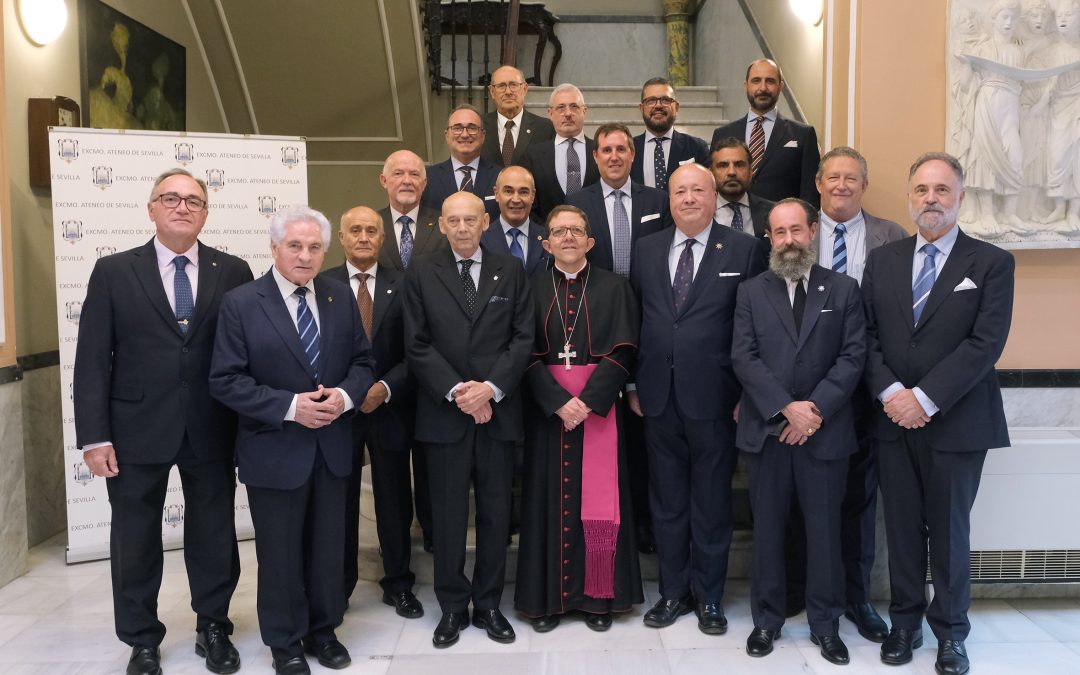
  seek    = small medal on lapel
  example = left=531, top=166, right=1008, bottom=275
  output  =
left=818, top=285, right=825, bottom=292
left=386, top=289, right=393, bottom=294
left=526, top=128, right=532, bottom=135
left=493, top=275, right=499, bottom=281
left=328, top=296, right=333, bottom=303
left=715, top=242, right=724, bottom=251
left=212, top=261, right=218, bottom=267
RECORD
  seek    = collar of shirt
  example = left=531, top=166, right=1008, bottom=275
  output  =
left=390, top=206, right=420, bottom=225
left=500, top=217, right=528, bottom=235
left=345, top=259, right=377, bottom=280
left=914, top=224, right=959, bottom=258
left=155, top=238, right=199, bottom=271
left=558, top=133, right=586, bottom=146
left=646, top=129, right=674, bottom=143
left=451, top=157, right=481, bottom=174
left=497, top=109, right=525, bottom=129
left=452, top=248, right=484, bottom=266
left=746, top=108, right=779, bottom=123
left=271, top=266, right=316, bottom=303
left=672, top=223, right=712, bottom=250
left=785, top=275, right=807, bottom=304
left=819, top=209, right=865, bottom=235
left=601, top=178, right=632, bottom=197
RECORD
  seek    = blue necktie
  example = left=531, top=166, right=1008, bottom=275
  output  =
left=672, top=239, right=695, bottom=312
left=398, top=215, right=414, bottom=268
left=172, top=256, right=194, bottom=333
left=832, top=222, right=848, bottom=274
left=612, top=189, right=631, bottom=277
left=912, top=243, right=939, bottom=326
left=727, top=202, right=744, bottom=233
left=508, top=228, right=525, bottom=267
left=653, top=137, right=668, bottom=191
left=295, top=287, right=320, bottom=379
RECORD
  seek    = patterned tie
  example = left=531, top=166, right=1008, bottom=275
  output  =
left=459, top=259, right=477, bottom=316
left=612, top=189, right=631, bottom=277
left=653, top=137, right=668, bottom=191
left=565, top=137, right=582, bottom=196
left=502, top=120, right=516, bottom=166
left=793, top=278, right=807, bottom=333
left=172, top=256, right=194, bottom=333
left=749, top=115, right=766, bottom=175
left=355, top=272, right=373, bottom=341
left=508, top=228, right=525, bottom=267
left=672, top=239, right=696, bottom=312
left=727, top=202, right=745, bottom=233
left=294, top=287, right=320, bottom=379
left=398, top=215, right=414, bottom=269
left=458, top=166, right=474, bottom=192
left=912, top=243, right=939, bottom=326
left=832, top=222, right=848, bottom=274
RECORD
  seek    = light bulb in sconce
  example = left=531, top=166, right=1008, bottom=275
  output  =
left=18, top=0, right=69, bottom=46
left=789, top=0, right=824, bottom=27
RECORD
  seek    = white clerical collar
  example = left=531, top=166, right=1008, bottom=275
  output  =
left=555, top=261, right=588, bottom=279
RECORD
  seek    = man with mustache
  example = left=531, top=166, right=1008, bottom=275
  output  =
left=631, top=77, right=710, bottom=191
left=710, top=136, right=774, bottom=244
left=732, top=198, right=866, bottom=665
left=480, top=65, right=555, bottom=167
left=862, top=153, right=1014, bottom=675
left=711, top=59, right=821, bottom=207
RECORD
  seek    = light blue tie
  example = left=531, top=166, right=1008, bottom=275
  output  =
left=172, top=256, right=194, bottom=333
left=295, top=287, right=320, bottom=379
left=912, top=243, right=939, bottom=326
left=832, top=222, right=848, bottom=274
left=398, top=215, right=414, bottom=269
left=508, top=228, right=525, bottom=267
left=612, top=189, right=631, bottom=277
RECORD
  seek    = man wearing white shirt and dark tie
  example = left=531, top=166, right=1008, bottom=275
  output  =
left=710, top=136, right=774, bottom=246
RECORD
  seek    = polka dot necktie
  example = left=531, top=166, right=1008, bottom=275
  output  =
left=672, top=239, right=696, bottom=312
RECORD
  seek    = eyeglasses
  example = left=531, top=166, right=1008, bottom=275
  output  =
left=549, top=226, right=588, bottom=239
left=447, top=124, right=483, bottom=136
left=642, top=96, right=677, bottom=108
left=154, top=193, right=206, bottom=212
left=551, top=103, right=585, bottom=114
left=491, top=81, right=525, bottom=92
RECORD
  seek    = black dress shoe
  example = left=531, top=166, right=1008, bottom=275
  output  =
left=585, top=613, right=612, bottom=632
left=695, top=603, right=728, bottom=635
left=195, top=622, right=240, bottom=674
left=935, top=639, right=969, bottom=675
left=531, top=614, right=560, bottom=633
left=433, top=610, right=469, bottom=648
left=126, top=646, right=162, bottom=675
left=302, top=639, right=351, bottom=670
left=272, top=655, right=310, bottom=675
left=845, top=602, right=889, bottom=643
left=745, top=627, right=781, bottom=657
left=880, top=627, right=923, bottom=665
left=643, top=597, right=693, bottom=628
left=811, top=633, right=851, bottom=665
left=472, top=608, right=516, bottom=643
left=383, top=589, right=424, bottom=619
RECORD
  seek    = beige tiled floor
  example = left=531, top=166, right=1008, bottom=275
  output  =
left=3, top=537, right=1080, bottom=674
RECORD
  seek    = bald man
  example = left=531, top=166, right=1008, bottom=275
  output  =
left=482, top=65, right=555, bottom=167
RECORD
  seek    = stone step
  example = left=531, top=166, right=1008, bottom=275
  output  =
left=525, top=85, right=723, bottom=105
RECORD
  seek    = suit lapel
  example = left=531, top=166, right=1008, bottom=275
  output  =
left=514, top=113, right=537, bottom=162
left=796, top=266, right=831, bottom=351
left=676, top=223, right=723, bottom=317
left=653, top=228, right=679, bottom=316
left=257, top=273, right=316, bottom=380
left=473, top=250, right=503, bottom=319
left=629, top=182, right=645, bottom=245
left=526, top=219, right=547, bottom=275
left=413, top=209, right=439, bottom=255
left=190, top=243, right=220, bottom=339
left=916, top=231, right=972, bottom=331
left=372, top=267, right=398, bottom=337
left=313, top=278, right=337, bottom=375
left=764, top=272, right=800, bottom=344
left=891, top=238, right=918, bottom=330
left=759, top=115, right=790, bottom=174
left=434, top=251, right=472, bottom=317
left=587, top=186, right=613, bottom=267
left=132, top=239, right=185, bottom=336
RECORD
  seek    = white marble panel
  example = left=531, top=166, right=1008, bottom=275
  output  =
left=1008, top=598, right=1080, bottom=641
left=22, top=366, right=66, bottom=546
left=388, top=651, right=545, bottom=675
left=0, top=379, right=28, bottom=588
left=1003, top=388, right=1080, bottom=428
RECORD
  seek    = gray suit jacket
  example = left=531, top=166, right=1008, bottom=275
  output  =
left=863, top=210, right=907, bottom=252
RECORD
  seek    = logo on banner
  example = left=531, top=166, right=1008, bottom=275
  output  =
left=175, top=142, right=195, bottom=164
left=281, top=146, right=300, bottom=168
left=66, top=300, right=83, bottom=324
left=61, top=220, right=83, bottom=243
left=164, top=504, right=185, bottom=527
left=73, top=462, right=94, bottom=485
left=91, top=166, right=113, bottom=189
left=217, top=245, right=230, bottom=254
left=57, top=138, right=79, bottom=162
left=258, top=196, right=277, bottom=216
left=96, top=245, right=117, bottom=258
left=206, top=169, right=225, bottom=191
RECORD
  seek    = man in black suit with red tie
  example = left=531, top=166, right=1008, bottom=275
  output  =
left=322, top=205, right=423, bottom=620
left=481, top=65, right=555, bottom=168
left=631, top=77, right=710, bottom=191
left=422, top=105, right=501, bottom=220
left=711, top=59, right=821, bottom=208
left=74, top=168, right=252, bottom=675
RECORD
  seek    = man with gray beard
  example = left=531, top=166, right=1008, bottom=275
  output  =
left=732, top=198, right=866, bottom=665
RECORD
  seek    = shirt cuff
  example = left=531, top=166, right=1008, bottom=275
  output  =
left=912, top=387, right=939, bottom=417
left=485, top=381, right=505, bottom=403
left=82, top=441, right=111, bottom=451
left=625, top=382, right=637, bottom=392
left=336, top=388, right=355, bottom=412
left=447, top=382, right=464, bottom=402
left=285, top=394, right=298, bottom=421
left=878, top=382, right=904, bottom=403
left=379, top=380, right=392, bottom=403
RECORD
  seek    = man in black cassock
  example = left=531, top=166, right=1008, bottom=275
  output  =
left=515, top=205, right=644, bottom=633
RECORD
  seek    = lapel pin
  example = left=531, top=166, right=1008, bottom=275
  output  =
left=212, top=261, right=218, bottom=267
left=715, top=242, right=724, bottom=251
left=818, top=285, right=825, bottom=292
left=386, top=289, right=392, bottom=294
left=536, top=234, right=542, bottom=241
left=526, top=129, right=533, bottom=134
left=493, top=275, right=499, bottom=281
left=328, top=296, right=333, bottom=303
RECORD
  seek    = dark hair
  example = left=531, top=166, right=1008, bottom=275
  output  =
left=640, top=77, right=674, bottom=100
left=593, top=122, right=634, bottom=147
left=545, top=204, right=591, bottom=236
left=765, top=197, right=818, bottom=232
left=710, top=136, right=751, bottom=161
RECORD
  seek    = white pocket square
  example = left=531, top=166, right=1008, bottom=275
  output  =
left=678, top=158, right=695, bottom=166
left=642, top=213, right=661, bottom=223
left=784, top=140, right=799, bottom=148
left=820, top=309, right=834, bottom=313
left=953, top=277, right=978, bottom=292
left=718, top=272, right=741, bottom=278
left=484, top=195, right=496, bottom=201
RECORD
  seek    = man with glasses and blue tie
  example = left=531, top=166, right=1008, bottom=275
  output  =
left=422, top=105, right=501, bottom=220
left=631, top=77, right=710, bottom=192
left=862, top=152, right=1014, bottom=675
left=481, top=65, right=555, bottom=168
left=74, top=168, right=253, bottom=675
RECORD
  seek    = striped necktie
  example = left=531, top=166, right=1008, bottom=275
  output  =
left=749, top=116, right=766, bottom=175
left=912, top=243, right=939, bottom=326
left=832, top=222, right=848, bottom=274
left=294, top=287, right=320, bottom=379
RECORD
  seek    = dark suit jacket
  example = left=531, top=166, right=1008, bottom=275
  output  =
left=421, top=157, right=501, bottom=220
left=630, top=223, right=767, bottom=420
left=404, top=246, right=534, bottom=444
left=480, top=217, right=552, bottom=278
left=209, top=272, right=376, bottom=489
left=720, top=193, right=775, bottom=242
left=520, top=136, right=601, bottom=220
left=732, top=265, right=866, bottom=460
left=377, top=205, right=447, bottom=272
left=862, top=229, right=1013, bottom=452
left=711, top=113, right=821, bottom=207
left=481, top=110, right=556, bottom=167
left=74, top=239, right=253, bottom=463
left=631, top=130, right=710, bottom=188
left=566, top=180, right=671, bottom=273
left=321, top=263, right=415, bottom=452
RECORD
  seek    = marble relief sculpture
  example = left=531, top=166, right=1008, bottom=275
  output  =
left=947, top=0, right=1080, bottom=248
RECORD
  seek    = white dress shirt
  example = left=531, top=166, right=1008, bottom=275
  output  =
left=818, top=210, right=868, bottom=285
left=497, top=109, right=525, bottom=147
left=744, top=108, right=779, bottom=152
left=451, top=156, right=481, bottom=190
left=643, top=129, right=674, bottom=188
left=715, top=195, right=753, bottom=234
left=155, top=238, right=199, bottom=313
left=668, top=223, right=712, bottom=283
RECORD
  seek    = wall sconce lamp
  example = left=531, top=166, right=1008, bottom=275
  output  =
left=789, top=0, right=824, bottom=27
left=18, top=0, right=69, bottom=46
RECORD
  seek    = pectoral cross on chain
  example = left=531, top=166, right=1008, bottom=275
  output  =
left=558, top=342, right=577, bottom=370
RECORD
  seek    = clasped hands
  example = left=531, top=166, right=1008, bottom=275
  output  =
left=455, top=381, right=494, bottom=424
left=883, top=388, right=930, bottom=429
left=556, top=397, right=591, bottom=432
left=780, top=400, right=822, bottom=446
left=295, top=385, right=346, bottom=429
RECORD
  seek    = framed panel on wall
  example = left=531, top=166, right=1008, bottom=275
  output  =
left=0, top=6, right=14, bottom=367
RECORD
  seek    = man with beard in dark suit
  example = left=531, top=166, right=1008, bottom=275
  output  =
left=631, top=77, right=710, bottom=191
left=710, top=136, right=774, bottom=244
left=481, top=65, right=555, bottom=167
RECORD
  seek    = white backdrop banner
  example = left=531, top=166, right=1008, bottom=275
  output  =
left=50, top=128, right=308, bottom=563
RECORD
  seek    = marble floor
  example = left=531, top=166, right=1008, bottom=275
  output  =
left=4, top=538, right=1080, bottom=674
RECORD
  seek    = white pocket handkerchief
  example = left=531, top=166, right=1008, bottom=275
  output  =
left=820, top=309, right=833, bottom=313
left=484, top=195, right=496, bottom=201
left=718, top=272, right=741, bottom=278
left=954, top=277, right=978, bottom=292
left=784, top=140, right=799, bottom=148
left=678, top=158, right=695, bottom=166
left=642, top=213, right=661, bottom=222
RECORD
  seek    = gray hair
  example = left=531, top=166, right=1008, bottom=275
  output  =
left=150, top=168, right=207, bottom=201
left=818, top=146, right=870, bottom=183
left=908, top=152, right=965, bottom=190
left=549, top=83, right=585, bottom=107
left=380, top=150, right=427, bottom=180
left=269, top=205, right=332, bottom=245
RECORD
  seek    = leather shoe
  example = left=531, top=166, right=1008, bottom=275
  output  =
left=433, top=610, right=469, bottom=648
left=585, top=613, right=612, bottom=632
left=531, top=614, right=560, bottom=633
left=126, top=646, right=162, bottom=675
left=880, top=627, right=923, bottom=665
left=195, top=622, right=240, bottom=674
left=472, top=608, right=516, bottom=643
left=695, top=603, right=728, bottom=635
left=935, top=639, right=970, bottom=675
left=811, top=633, right=851, bottom=665
left=272, top=655, right=310, bottom=675
left=745, top=627, right=781, bottom=657
left=845, top=602, right=889, bottom=643
left=643, top=596, right=693, bottom=628
left=302, top=639, right=350, bottom=670
left=383, top=589, right=424, bottom=619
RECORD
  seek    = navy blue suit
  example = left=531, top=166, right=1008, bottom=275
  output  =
left=480, top=217, right=552, bottom=278
left=711, top=114, right=821, bottom=208
left=567, top=180, right=671, bottom=274
left=631, top=130, right=710, bottom=189
left=421, top=157, right=502, bottom=220
left=520, top=137, right=601, bottom=220
left=631, top=223, right=766, bottom=603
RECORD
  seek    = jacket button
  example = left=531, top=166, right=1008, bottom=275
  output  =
left=910, top=341, right=917, bottom=348
left=563, top=527, right=569, bottom=533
